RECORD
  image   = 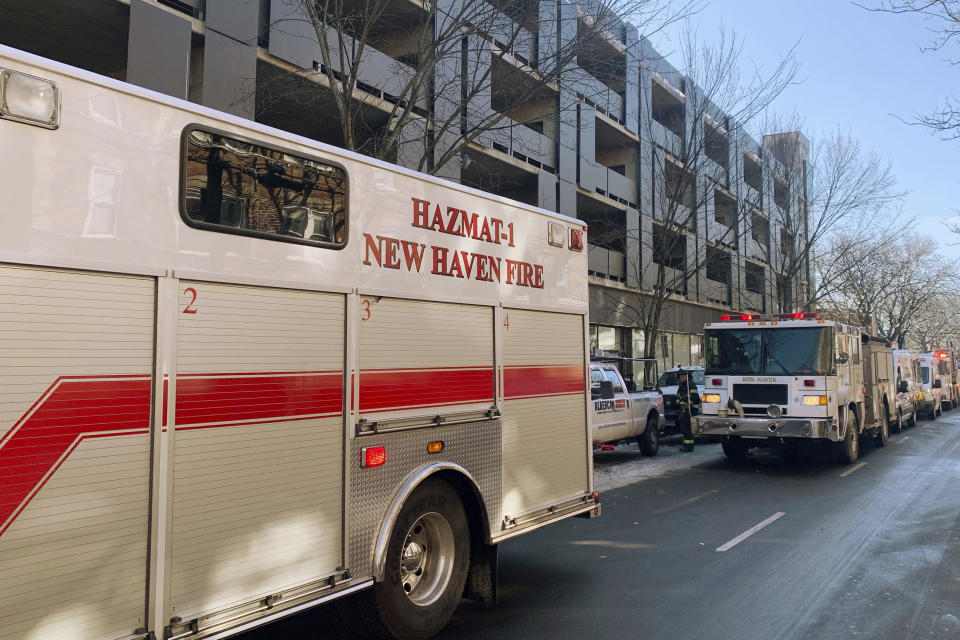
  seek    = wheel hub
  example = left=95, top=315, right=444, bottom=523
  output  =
left=398, top=512, right=455, bottom=607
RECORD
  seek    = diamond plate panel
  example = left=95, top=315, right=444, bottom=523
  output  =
left=348, top=421, right=502, bottom=576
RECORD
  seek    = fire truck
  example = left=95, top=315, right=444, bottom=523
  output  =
left=0, top=46, right=600, bottom=640
left=916, top=349, right=958, bottom=416
left=695, top=313, right=894, bottom=463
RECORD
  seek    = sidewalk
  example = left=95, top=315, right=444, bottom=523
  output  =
left=593, top=437, right=722, bottom=492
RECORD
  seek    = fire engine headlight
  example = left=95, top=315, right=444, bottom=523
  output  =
left=702, top=393, right=721, bottom=404
left=802, top=395, right=827, bottom=406
left=0, top=68, right=60, bottom=129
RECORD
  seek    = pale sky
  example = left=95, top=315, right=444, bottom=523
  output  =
left=651, top=0, right=960, bottom=259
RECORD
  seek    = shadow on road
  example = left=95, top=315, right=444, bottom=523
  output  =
left=691, top=431, right=895, bottom=479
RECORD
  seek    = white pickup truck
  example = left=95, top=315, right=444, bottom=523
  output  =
left=590, top=361, right=665, bottom=455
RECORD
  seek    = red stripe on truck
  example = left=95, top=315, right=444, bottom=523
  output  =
left=359, top=367, right=494, bottom=412
left=0, top=376, right=152, bottom=536
left=0, top=365, right=580, bottom=536
left=175, top=373, right=344, bottom=425
left=0, top=372, right=345, bottom=537
left=503, top=364, right=585, bottom=399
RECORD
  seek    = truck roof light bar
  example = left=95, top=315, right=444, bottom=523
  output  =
left=718, top=312, right=820, bottom=322
left=771, top=312, right=821, bottom=320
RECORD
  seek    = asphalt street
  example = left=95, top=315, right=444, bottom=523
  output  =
left=241, top=411, right=960, bottom=640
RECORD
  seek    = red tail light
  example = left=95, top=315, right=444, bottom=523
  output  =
left=569, top=228, right=584, bottom=252
left=740, top=314, right=755, bottom=321
left=362, top=445, right=386, bottom=468
left=712, top=378, right=722, bottom=385
left=804, top=379, right=815, bottom=387
left=720, top=315, right=731, bottom=321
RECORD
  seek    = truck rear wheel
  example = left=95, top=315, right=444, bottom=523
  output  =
left=364, top=479, right=470, bottom=640
left=837, top=407, right=859, bottom=464
left=893, top=408, right=903, bottom=434
left=876, top=410, right=889, bottom=447
left=638, top=416, right=660, bottom=456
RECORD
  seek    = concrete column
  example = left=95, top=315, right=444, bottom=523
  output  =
left=624, top=26, right=640, bottom=135
left=625, top=207, right=641, bottom=288
left=538, top=170, right=558, bottom=212
left=127, top=0, right=191, bottom=99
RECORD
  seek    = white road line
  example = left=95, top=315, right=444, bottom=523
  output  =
left=716, top=512, right=786, bottom=552
left=893, top=436, right=910, bottom=445
left=839, top=461, right=867, bottom=477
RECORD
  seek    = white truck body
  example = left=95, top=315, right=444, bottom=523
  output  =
left=0, top=46, right=599, bottom=640
left=892, top=349, right=920, bottom=428
left=695, top=315, right=893, bottom=461
left=915, top=350, right=955, bottom=416
left=590, top=362, right=663, bottom=454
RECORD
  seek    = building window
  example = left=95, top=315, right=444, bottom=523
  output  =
left=704, top=119, right=729, bottom=169
left=774, top=175, right=789, bottom=212
left=182, top=127, right=348, bottom=248
left=590, top=325, right=623, bottom=357
left=743, top=151, right=762, bottom=192
left=653, top=224, right=686, bottom=270
left=664, top=158, right=695, bottom=213
left=745, top=262, right=764, bottom=294
left=751, top=211, right=769, bottom=245
left=706, top=246, right=731, bottom=283
left=714, top=188, right=737, bottom=232
left=651, top=76, right=685, bottom=140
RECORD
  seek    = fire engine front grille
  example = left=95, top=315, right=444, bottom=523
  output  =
left=733, top=384, right=788, bottom=405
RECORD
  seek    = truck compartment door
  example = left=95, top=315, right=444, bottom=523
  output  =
left=0, top=265, right=155, bottom=639
left=501, top=309, right=587, bottom=519
left=169, top=282, right=345, bottom=621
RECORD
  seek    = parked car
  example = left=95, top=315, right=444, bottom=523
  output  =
left=590, top=361, right=664, bottom=455
left=892, top=349, right=920, bottom=430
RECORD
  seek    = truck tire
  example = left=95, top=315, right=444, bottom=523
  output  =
left=837, top=407, right=859, bottom=464
left=362, top=479, right=470, bottom=640
left=906, top=407, right=917, bottom=427
left=721, top=436, right=748, bottom=463
left=876, top=409, right=889, bottom=447
left=893, top=408, right=903, bottom=434
left=638, top=416, right=660, bottom=456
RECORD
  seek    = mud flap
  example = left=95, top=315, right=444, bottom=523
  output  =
left=463, top=543, right=498, bottom=607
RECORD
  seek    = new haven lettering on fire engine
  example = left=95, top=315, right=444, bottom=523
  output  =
left=0, top=44, right=599, bottom=640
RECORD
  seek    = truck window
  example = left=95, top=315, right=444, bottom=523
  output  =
left=181, top=127, right=347, bottom=248
left=601, top=369, right=624, bottom=393
left=705, top=328, right=833, bottom=376
left=705, top=329, right=762, bottom=375
left=922, top=366, right=930, bottom=385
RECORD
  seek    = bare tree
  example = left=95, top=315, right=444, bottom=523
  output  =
left=757, top=123, right=904, bottom=312
left=593, top=26, right=799, bottom=370
left=263, top=0, right=699, bottom=175
left=819, top=234, right=958, bottom=347
left=858, top=1, right=960, bottom=139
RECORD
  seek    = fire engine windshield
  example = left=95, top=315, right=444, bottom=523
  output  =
left=705, top=327, right=834, bottom=376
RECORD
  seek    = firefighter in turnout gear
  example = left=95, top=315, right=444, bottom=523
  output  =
left=676, top=370, right=701, bottom=452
